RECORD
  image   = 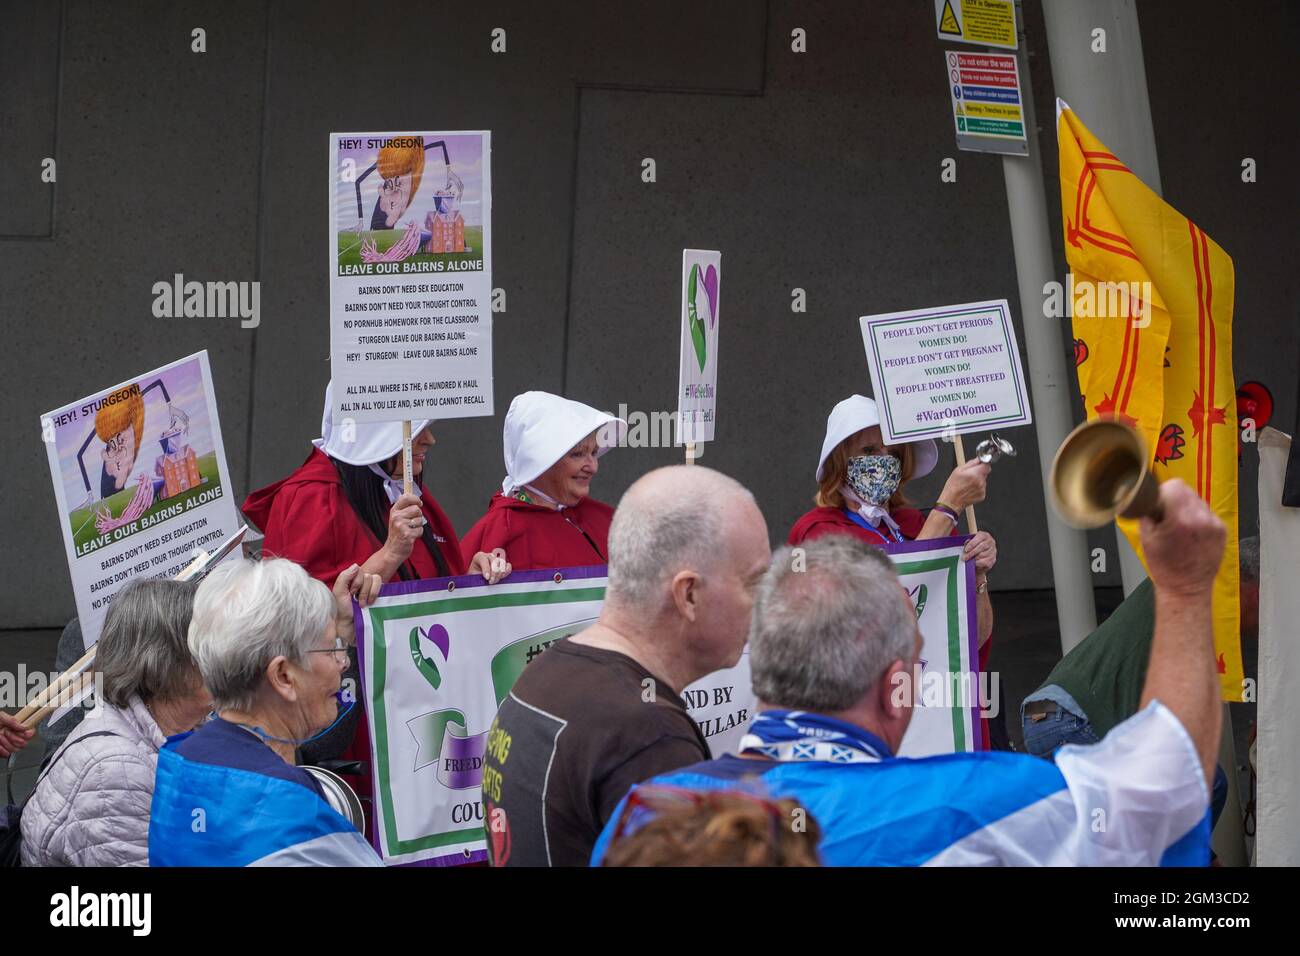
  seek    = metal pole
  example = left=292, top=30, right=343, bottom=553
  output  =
left=1040, top=0, right=1152, bottom=597
left=1041, top=0, right=1247, bottom=866
left=1003, top=2, right=1097, bottom=652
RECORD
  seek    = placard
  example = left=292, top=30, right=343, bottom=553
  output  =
left=861, top=298, right=1032, bottom=444
left=329, top=130, right=493, bottom=424
left=39, top=351, right=241, bottom=647
left=888, top=536, right=983, bottom=757
left=676, top=249, right=721, bottom=445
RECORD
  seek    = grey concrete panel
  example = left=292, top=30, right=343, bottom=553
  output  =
left=1, top=0, right=268, bottom=625
left=247, top=0, right=767, bottom=540
left=0, top=0, right=60, bottom=236
left=565, top=2, right=1077, bottom=590
left=1, top=0, right=1294, bottom=629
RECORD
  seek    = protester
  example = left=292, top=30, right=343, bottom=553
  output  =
left=595, top=479, right=1226, bottom=866
left=461, top=391, right=626, bottom=570
left=482, top=465, right=771, bottom=866
left=242, top=381, right=509, bottom=585
left=789, top=394, right=997, bottom=647
left=20, top=579, right=209, bottom=866
left=241, top=382, right=511, bottom=833
left=1021, top=536, right=1261, bottom=829
left=149, top=558, right=383, bottom=866
left=600, top=786, right=821, bottom=867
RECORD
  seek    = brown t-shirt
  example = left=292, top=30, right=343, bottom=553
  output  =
left=482, top=638, right=708, bottom=867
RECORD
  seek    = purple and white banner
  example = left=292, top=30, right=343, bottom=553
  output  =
left=355, top=566, right=751, bottom=866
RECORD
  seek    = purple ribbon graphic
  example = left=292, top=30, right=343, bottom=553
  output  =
left=436, top=722, right=488, bottom=790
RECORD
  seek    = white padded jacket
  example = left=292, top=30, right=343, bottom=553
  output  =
left=20, top=695, right=167, bottom=867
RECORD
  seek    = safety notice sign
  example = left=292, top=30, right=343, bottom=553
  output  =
left=945, top=50, right=1027, bottom=155
left=935, top=0, right=1018, bottom=51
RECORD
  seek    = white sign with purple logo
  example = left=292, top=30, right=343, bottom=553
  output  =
left=676, top=249, right=721, bottom=445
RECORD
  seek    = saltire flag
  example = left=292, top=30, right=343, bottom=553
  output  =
left=1057, top=101, right=1242, bottom=701
left=149, top=743, right=381, bottom=866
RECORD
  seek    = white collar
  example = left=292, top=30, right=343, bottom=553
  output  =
left=842, top=485, right=902, bottom=536
left=369, top=463, right=406, bottom=505
left=521, top=483, right=567, bottom=511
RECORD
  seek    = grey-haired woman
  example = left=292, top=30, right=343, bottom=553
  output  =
left=21, top=578, right=211, bottom=866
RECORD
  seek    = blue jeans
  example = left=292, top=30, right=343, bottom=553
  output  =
left=1022, top=684, right=1229, bottom=831
left=1020, top=685, right=1098, bottom=756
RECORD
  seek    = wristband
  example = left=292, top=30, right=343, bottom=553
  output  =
left=933, top=502, right=960, bottom=526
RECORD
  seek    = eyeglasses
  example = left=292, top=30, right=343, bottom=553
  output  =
left=306, top=635, right=350, bottom=664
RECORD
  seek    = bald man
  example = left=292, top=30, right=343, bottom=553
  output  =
left=482, top=465, right=771, bottom=866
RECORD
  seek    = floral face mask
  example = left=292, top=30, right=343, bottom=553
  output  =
left=846, top=454, right=901, bottom=506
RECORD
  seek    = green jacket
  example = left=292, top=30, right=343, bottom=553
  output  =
left=1038, top=578, right=1155, bottom=738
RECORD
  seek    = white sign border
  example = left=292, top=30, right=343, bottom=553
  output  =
left=860, top=298, right=1032, bottom=444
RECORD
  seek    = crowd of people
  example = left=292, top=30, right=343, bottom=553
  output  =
left=0, top=383, right=1236, bottom=867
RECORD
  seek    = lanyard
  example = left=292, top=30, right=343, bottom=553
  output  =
left=843, top=508, right=903, bottom=544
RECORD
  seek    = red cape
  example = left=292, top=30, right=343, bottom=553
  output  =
left=461, top=492, right=613, bottom=571
left=787, top=505, right=926, bottom=546
left=242, top=447, right=466, bottom=584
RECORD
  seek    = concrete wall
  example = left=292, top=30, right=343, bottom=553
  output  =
left=2, top=0, right=1295, bottom=627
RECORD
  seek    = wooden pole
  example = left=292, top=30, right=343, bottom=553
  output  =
left=953, top=435, right=979, bottom=533
left=21, top=672, right=96, bottom=730
left=685, top=442, right=697, bottom=466
left=402, top=421, right=414, bottom=496
left=14, top=647, right=96, bottom=725
left=13, top=525, right=247, bottom=728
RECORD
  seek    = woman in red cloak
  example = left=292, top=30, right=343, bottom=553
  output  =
left=242, top=382, right=511, bottom=840
left=788, top=395, right=1000, bottom=746
left=461, top=391, right=626, bottom=571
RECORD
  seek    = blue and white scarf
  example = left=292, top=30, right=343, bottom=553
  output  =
left=738, top=709, right=891, bottom=765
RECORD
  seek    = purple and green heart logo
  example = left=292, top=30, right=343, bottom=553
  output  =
left=908, top=584, right=928, bottom=620
left=410, top=623, right=451, bottom=690
left=687, top=262, right=718, bottom=372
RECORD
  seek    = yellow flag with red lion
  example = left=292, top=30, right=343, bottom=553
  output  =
left=1057, top=102, right=1242, bottom=701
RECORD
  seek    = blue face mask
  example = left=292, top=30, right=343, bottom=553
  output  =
left=846, top=454, right=902, bottom=506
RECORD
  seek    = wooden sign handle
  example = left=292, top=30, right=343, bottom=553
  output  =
left=685, top=442, right=697, bottom=466
left=402, top=421, right=414, bottom=497
left=953, top=434, right=979, bottom=534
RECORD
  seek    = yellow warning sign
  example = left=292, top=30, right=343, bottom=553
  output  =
left=939, top=0, right=961, bottom=36
left=934, top=0, right=1018, bottom=51
left=962, top=100, right=1021, bottom=120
